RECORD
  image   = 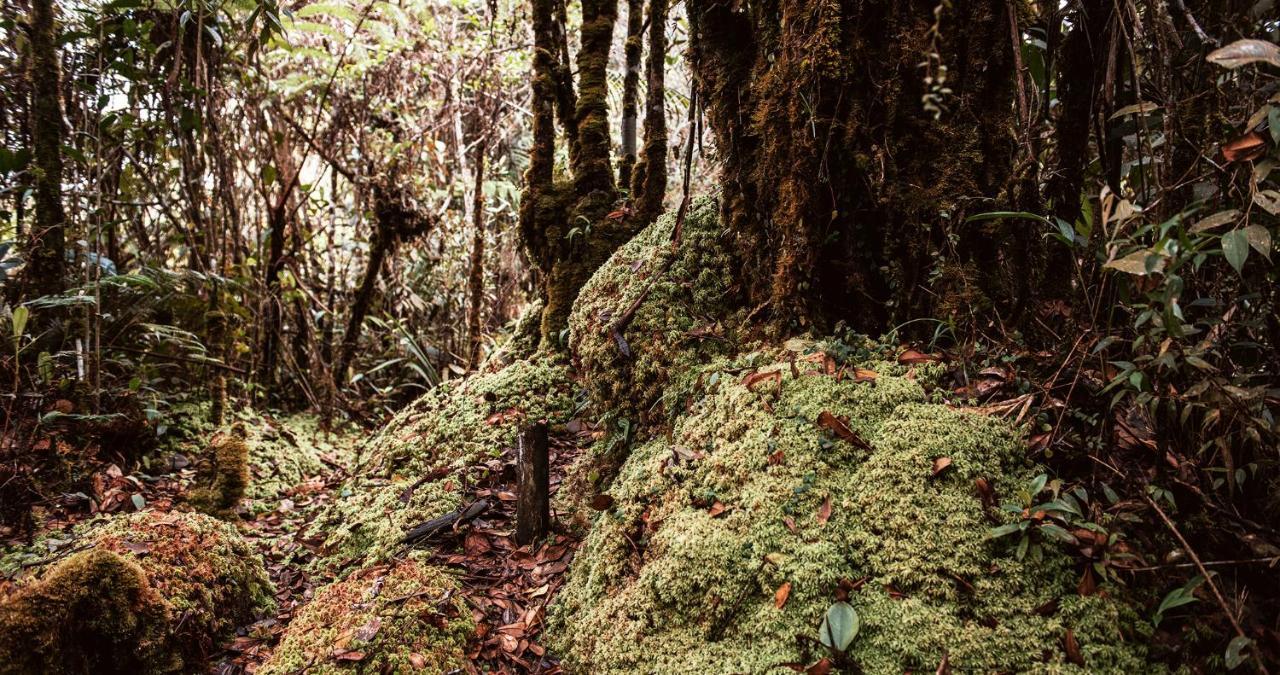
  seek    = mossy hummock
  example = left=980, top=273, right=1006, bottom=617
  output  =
left=569, top=197, right=739, bottom=425
left=259, top=557, right=472, bottom=674
left=0, top=511, right=274, bottom=674
left=312, top=356, right=576, bottom=565
left=549, top=346, right=1153, bottom=673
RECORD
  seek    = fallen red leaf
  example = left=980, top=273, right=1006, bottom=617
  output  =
left=707, top=501, right=728, bottom=518
left=1222, top=131, right=1267, bottom=163
left=807, top=658, right=833, bottom=675
left=590, top=494, right=615, bottom=511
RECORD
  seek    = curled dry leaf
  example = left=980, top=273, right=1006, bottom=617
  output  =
left=852, top=368, right=878, bottom=382
left=1222, top=131, right=1267, bottom=163
left=1206, top=38, right=1280, bottom=69
left=590, top=494, right=615, bottom=511
left=817, top=411, right=872, bottom=451
left=931, top=456, right=953, bottom=477
left=742, top=369, right=783, bottom=391
left=707, top=501, right=728, bottom=518
left=1064, top=628, right=1085, bottom=666
left=817, top=496, right=833, bottom=524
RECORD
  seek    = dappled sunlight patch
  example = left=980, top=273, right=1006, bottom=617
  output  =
left=549, top=348, right=1153, bottom=673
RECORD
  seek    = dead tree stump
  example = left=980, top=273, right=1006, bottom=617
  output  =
left=515, top=422, right=550, bottom=546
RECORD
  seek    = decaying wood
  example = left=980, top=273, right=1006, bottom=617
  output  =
left=401, top=498, right=491, bottom=545
left=515, top=423, right=550, bottom=546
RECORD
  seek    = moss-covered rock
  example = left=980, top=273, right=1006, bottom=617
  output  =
left=568, top=196, right=741, bottom=425
left=0, top=511, right=274, bottom=674
left=548, top=345, right=1153, bottom=673
left=311, top=356, right=576, bottom=566
left=258, top=557, right=473, bottom=674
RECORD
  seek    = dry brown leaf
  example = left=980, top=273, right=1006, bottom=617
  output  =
left=1222, top=131, right=1267, bottom=163
left=708, top=501, right=728, bottom=518
left=817, top=496, right=833, bottom=525
left=1064, top=628, right=1085, bottom=666
left=807, top=658, right=833, bottom=675
left=742, top=369, right=782, bottom=391
left=932, top=457, right=953, bottom=477
left=774, top=581, right=792, bottom=608
left=852, top=368, right=878, bottom=382
left=589, top=494, right=615, bottom=511
left=897, top=348, right=940, bottom=364
left=817, top=411, right=872, bottom=450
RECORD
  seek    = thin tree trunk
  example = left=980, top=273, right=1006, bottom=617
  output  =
left=619, top=0, right=644, bottom=187
left=25, top=0, right=66, bottom=300
left=466, top=142, right=489, bottom=370
left=336, top=227, right=392, bottom=382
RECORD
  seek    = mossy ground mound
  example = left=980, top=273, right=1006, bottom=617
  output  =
left=312, top=356, right=576, bottom=565
left=259, top=557, right=472, bottom=674
left=0, top=511, right=274, bottom=674
left=569, top=197, right=740, bottom=425
left=548, top=344, right=1152, bottom=673
left=243, top=413, right=353, bottom=503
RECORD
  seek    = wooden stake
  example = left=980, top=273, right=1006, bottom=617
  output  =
left=516, top=423, right=550, bottom=546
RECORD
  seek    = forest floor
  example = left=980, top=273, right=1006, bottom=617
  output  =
left=1, top=407, right=595, bottom=674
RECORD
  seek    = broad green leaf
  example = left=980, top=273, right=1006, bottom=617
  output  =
left=1206, top=39, right=1280, bottom=69
left=1243, top=225, right=1272, bottom=261
left=1225, top=635, right=1253, bottom=669
left=818, top=601, right=859, bottom=652
left=1222, top=229, right=1250, bottom=273
left=964, top=211, right=1051, bottom=225
left=1039, top=523, right=1078, bottom=544
left=11, top=305, right=29, bottom=348
left=989, top=523, right=1022, bottom=539
left=131, top=494, right=146, bottom=510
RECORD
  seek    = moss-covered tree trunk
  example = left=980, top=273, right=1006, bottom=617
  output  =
left=630, top=0, right=667, bottom=226
left=521, top=0, right=666, bottom=347
left=25, top=0, right=66, bottom=300
left=690, top=0, right=1045, bottom=334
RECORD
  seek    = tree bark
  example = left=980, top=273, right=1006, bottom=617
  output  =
left=619, top=0, right=644, bottom=187
left=689, top=0, right=1028, bottom=334
left=25, top=0, right=66, bottom=300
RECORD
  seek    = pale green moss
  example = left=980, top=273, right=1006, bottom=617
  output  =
left=243, top=413, right=354, bottom=502
left=188, top=430, right=250, bottom=518
left=311, top=356, right=576, bottom=566
left=258, top=556, right=472, bottom=674
left=549, top=347, right=1153, bottom=673
left=569, top=197, right=741, bottom=424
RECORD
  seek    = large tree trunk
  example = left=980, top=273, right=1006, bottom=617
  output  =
left=690, top=0, right=1034, bottom=333
left=465, top=142, right=489, bottom=370
left=25, top=0, right=66, bottom=300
